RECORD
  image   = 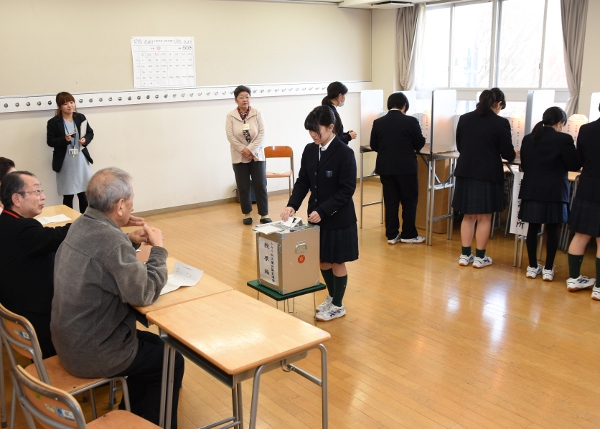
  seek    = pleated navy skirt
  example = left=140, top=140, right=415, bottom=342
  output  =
left=519, top=200, right=568, bottom=224
left=452, top=177, right=504, bottom=214
left=320, top=224, right=359, bottom=264
left=569, top=198, right=600, bottom=237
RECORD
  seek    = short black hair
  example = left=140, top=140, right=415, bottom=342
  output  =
left=234, top=85, right=251, bottom=99
left=387, top=92, right=409, bottom=111
left=0, top=171, right=34, bottom=209
left=304, top=106, right=336, bottom=136
left=0, top=157, right=15, bottom=182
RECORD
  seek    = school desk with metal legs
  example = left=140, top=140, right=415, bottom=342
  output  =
left=146, top=290, right=331, bottom=429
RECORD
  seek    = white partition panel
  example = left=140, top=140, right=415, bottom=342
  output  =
left=590, top=92, right=600, bottom=122
left=524, top=90, right=555, bottom=134
left=360, top=90, right=384, bottom=148
left=431, top=90, right=457, bottom=154
left=403, top=91, right=418, bottom=116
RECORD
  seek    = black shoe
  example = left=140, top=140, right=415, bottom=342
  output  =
left=242, top=217, right=253, bottom=225
left=259, top=217, right=272, bottom=224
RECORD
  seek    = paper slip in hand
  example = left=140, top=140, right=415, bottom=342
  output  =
left=160, top=261, right=203, bottom=295
left=80, top=120, right=87, bottom=138
left=37, top=214, right=71, bottom=225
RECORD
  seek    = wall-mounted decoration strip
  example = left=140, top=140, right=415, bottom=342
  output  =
left=0, top=81, right=371, bottom=114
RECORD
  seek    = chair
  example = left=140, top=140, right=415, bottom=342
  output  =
left=264, top=146, right=295, bottom=196
left=10, top=365, right=159, bottom=429
left=0, top=304, right=130, bottom=429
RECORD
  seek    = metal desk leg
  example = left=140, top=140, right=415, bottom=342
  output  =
left=360, top=150, right=364, bottom=228
left=427, top=158, right=437, bottom=246
left=318, top=344, right=329, bottom=429
left=514, top=234, right=519, bottom=267
left=159, top=342, right=169, bottom=428
left=249, top=364, right=266, bottom=429
left=165, top=346, right=176, bottom=429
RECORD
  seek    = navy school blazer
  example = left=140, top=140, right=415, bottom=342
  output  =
left=574, top=118, right=600, bottom=203
left=518, top=127, right=581, bottom=203
left=454, top=109, right=515, bottom=184
left=286, top=136, right=357, bottom=230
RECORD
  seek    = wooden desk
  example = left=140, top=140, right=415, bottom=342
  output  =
left=36, top=204, right=80, bottom=227
left=147, top=290, right=330, bottom=429
left=134, top=254, right=232, bottom=322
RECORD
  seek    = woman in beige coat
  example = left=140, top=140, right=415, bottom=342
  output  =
left=226, top=85, right=271, bottom=225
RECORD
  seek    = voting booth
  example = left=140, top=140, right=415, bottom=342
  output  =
left=254, top=222, right=320, bottom=294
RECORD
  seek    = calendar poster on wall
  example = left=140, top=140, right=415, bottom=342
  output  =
left=131, top=37, right=196, bottom=88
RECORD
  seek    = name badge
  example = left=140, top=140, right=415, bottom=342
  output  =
left=242, top=123, right=250, bottom=131
left=68, top=148, right=79, bottom=157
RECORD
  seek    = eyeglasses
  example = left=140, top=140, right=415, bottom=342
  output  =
left=18, top=189, right=44, bottom=197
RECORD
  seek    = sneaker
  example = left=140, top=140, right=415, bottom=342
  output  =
left=542, top=267, right=555, bottom=282
left=316, top=295, right=333, bottom=312
left=387, top=234, right=400, bottom=245
left=458, top=254, right=474, bottom=266
left=591, top=286, right=600, bottom=301
left=566, top=275, right=596, bottom=292
left=315, top=304, right=346, bottom=322
left=473, top=256, right=493, bottom=268
left=526, top=264, right=542, bottom=279
left=400, top=235, right=426, bottom=244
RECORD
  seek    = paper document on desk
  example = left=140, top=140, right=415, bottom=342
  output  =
left=160, top=262, right=203, bottom=295
left=37, top=214, right=71, bottom=225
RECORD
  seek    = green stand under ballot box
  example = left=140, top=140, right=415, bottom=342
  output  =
left=253, top=221, right=321, bottom=294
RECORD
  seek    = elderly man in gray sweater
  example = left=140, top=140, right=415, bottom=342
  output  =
left=51, top=167, right=184, bottom=428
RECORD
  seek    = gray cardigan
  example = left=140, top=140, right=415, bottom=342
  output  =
left=51, top=208, right=168, bottom=377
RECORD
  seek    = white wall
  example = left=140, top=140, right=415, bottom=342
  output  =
left=0, top=0, right=371, bottom=212
left=579, top=0, right=600, bottom=117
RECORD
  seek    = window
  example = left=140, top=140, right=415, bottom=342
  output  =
left=452, top=2, right=493, bottom=88
left=498, top=0, right=545, bottom=87
left=419, top=8, right=451, bottom=88
left=417, top=0, right=568, bottom=92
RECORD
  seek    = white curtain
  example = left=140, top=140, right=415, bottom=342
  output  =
left=396, top=4, right=426, bottom=91
left=561, top=0, right=588, bottom=116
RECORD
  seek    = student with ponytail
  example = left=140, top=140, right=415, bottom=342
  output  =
left=453, top=88, right=515, bottom=268
left=280, top=105, right=358, bottom=321
left=518, top=107, right=580, bottom=281
left=322, top=81, right=357, bottom=144
left=566, top=103, right=600, bottom=297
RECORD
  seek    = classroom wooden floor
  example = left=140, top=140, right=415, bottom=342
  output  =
left=4, top=181, right=600, bottom=428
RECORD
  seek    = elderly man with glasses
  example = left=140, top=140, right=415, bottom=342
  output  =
left=0, top=171, right=70, bottom=357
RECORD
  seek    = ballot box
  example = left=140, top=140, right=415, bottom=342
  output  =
left=254, top=221, right=321, bottom=294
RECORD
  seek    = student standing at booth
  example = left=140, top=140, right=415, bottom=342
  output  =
left=281, top=106, right=358, bottom=321
left=566, top=104, right=600, bottom=297
left=46, top=92, right=94, bottom=213
left=519, top=107, right=580, bottom=281
left=453, top=88, right=515, bottom=268
left=370, top=92, right=426, bottom=244
left=322, top=81, right=357, bottom=145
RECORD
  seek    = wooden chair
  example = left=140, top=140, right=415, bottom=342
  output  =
left=10, top=365, right=159, bottom=429
left=0, top=304, right=130, bottom=429
left=264, top=146, right=295, bottom=196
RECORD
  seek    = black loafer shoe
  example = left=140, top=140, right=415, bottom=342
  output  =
left=242, top=218, right=253, bottom=225
left=259, top=217, right=272, bottom=224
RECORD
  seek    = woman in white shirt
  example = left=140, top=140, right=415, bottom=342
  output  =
left=226, top=85, right=271, bottom=225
